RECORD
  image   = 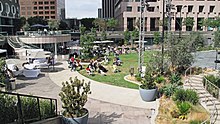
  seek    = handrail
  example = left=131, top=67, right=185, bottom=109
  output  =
left=0, top=91, right=58, bottom=124
left=185, top=67, right=218, bottom=124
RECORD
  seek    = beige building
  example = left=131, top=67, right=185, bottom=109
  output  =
left=115, top=0, right=219, bottom=31
left=19, top=0, right=65, bottom=20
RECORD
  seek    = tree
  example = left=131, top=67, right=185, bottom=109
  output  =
left=80, top=34, right=95, bottom=59
left=188, top=32, right=205, bottom=50
left=123, top=30, right=130, bottom=45
left=48, top=20, right=59, bottom=30
left=107, top=18, right=118, bottom=31
left=90, top=27, right=97, bottom=37
left=93, top=18, right=107, bottom=32
left=22, top=22, right=30, bottom=31
left=183, top=17, right=194, bottom=31
left=214, top=30, right=220, bottom=47
left=153, top=32, right=160, bottom=45
left=130, top=28, right=139, bottom=48
left=159, top=18, right=168, bottom=30
left=101, top=31, right=107, bottom=41
left=59, top=20, right=69, bottom=30
left=80, top=18, right=95, bottom=31
left=14, top=17, right=26, bottom=31
left=27, top=16, right=47, bottom=26
left=79, top=25, right=86, bottom=35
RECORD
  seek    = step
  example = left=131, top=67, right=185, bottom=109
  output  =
left=197, top=90, right=210, bottom=95
left=190, top=75, right=204, bottom=81
left=200, top=97, right=217, bottom=103
left=184, top=83, right=204, bottom=89
left=205, top=100, right=220, bottom=106
left=198, top=93, right=213, bottom=99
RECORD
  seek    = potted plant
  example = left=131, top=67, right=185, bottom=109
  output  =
left=59, top=77, right=91, bottom=124
left=139, top=65, right=157, bottom=102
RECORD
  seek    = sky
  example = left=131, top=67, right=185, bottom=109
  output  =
left=65, top=0, right=101, bottom=19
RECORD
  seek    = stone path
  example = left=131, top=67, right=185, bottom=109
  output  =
left=14, top=61, right=156, bottom=124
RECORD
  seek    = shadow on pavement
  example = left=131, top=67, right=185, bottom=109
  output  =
left=15, top=82, right=37, bottom=90
left=88, top=112, right=123, bottom=124
left=40, top=67, right=65, bottom=73
left=16, top=73, right=46, bottom=80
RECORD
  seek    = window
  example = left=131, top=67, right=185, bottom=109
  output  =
left=44, top=1, right=49, bottom=4
left=45, top=6, right=49, bottom=9
left=210, top=6, right=215, bottom=13
left=45, top=16, right=49, bottom=19
left=33, top=1, right=37, bottom=5
left=21, top=7, right=25, bottom=10
left=11, top=5, right=16, bottom=14
left=27, top=11, right=31, bottom=15
left=51, top=16, right=55, bottom=19
left=0, top=2, right=2, bottom=11
left=21, top=12, right=25, bottom=15
left=33, top=11, right=37, bottom=14
left=135, top=0, right=140, bottom=2
left=147, top=7, right=154, bottom=12
left=199, top=6, right=204, bottom=12
left=27, top=7, right=31, bottom=10
left=188, top=5, right=193, bottom=12
left=137, top=6, right=140, bottom=12
left=45, top=11, right=49, bottom=14
left=176, top=5, right=182, bottom=12
left=5, top=3, right=10, bottom=13
left=39, top=6, right=43, bottom=10
left=50, top=1, right=55, bottom=4
left=38, top=1, right=43, bottom=5
left=39, top=11, right=43, bottom=14
left=50, top=6, right=55, bottom=9
left=127, top=6, right=132, bottom=12
left=51, top=11, right=55, bottom=14
left=34, top=7, right=37, bottom=10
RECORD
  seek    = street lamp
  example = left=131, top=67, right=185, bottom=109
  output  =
left=178, top=5, right=187, bottom=38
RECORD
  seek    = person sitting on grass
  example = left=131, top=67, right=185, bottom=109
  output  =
left=86, top=64, right=94, bottom=75
left=113, top=62, right=120, bottom=73
left=98, top=63, right=108, bottom=76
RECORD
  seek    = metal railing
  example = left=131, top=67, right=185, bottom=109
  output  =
left=0, top=91, right=58, bottom=124
left=185, top=67, right=218, bottom=124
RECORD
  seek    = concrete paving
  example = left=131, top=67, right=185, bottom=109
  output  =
left=14, top=61, right=157, bottom=124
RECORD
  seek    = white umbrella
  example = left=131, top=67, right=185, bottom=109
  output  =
left=29, top=51, right=51, bottom=58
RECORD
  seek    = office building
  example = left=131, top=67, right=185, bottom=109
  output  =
left=19, top=0, right=65, bottom=20
left=98, top=8, right=102, bottom=18
left=0, top=0, right=20, bottom=35
left=115, top=0, right=219, bottom=31
left=102, top=0, right=115, bottom=19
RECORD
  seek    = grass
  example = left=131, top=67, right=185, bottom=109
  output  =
left=78, top=51, right=155, bottom=89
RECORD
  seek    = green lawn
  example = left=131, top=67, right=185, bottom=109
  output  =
left=79, top=51, right=155, bottom=89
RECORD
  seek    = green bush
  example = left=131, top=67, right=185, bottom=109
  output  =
left=155, top=75, right=166, bottom=84
left=177, top=102, right=191, bottom=116
left=21, top=97, right=39, bottom=121
left=40, top=100, right=55, bottom=119
left=205, top=75, right=220, bottom=88
left=169, top=73, right=182, bottom=85
left=159, top=84, right=179, bottom=97
left=190, top=120, right=203, bottom=124
left=135, top=73, right=142, bottom=82
left=173, top=89, right=199, bottom=105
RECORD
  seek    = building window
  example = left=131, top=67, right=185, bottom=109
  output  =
left=50, top=1, right=55, bottom=4
left=39, top=6, right=43, bottom=10
left=39, top=11, right=43, bottom=14
left=51, top=16, right=55, bottom=19
left=51, top=11, right=55, bottom=14
left=33, top=11, right=37, bottom=14
left=44, top=1, right=49, bottom=4
left=38, top=1, right=43, bottom=5
left=210, top=6, right=215, bottom=13
left=27, top=7, right=31, bottom=10
left=34, top=7, right=37, bottom=10
left=0, top=2, right=2, bottom=12
left=5, top=3, right=10, bottom=13
left=45, top=16, right=49, bottom=19
left=127, top=6, right=132, bottom=12
left=188, top=5, right=193, bottom=12
left=33, top=1, right=37, bottom=5
left=27, top=11, right=31, bottom=15
left=135, top=0, right=140, bottom=2
left=45, top=11, right=49, bottom=14
left=147, top=7, right=154, bottom=12
left=50, top=6, right=55, bottom=9
left=45, top=6, right=49, bottom=9
left=137, top=6, right=140, bottom=12
left=11, top=5, right=16, bottom=14
left=176, top=5, right=182, bottom=12
left=199, top=6, right=204, bottom=12
left=21, top=12, right=25, bottom=15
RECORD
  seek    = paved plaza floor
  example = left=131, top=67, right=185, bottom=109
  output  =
left=14, top=61, right=156, bottom=124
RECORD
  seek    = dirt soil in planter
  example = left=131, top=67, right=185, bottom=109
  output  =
left=156, top=96, right=209, bottom=124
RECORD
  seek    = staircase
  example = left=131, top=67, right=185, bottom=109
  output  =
left=184, top=74, right=220, bottom=123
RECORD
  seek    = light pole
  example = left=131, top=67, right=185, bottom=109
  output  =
left=138, top=0, right=149, bottom=73
left=161, top=0, right=165, bottom=74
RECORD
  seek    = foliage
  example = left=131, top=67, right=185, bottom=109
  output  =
left=130, top=28, right=139, bottom=48
left=79, top=25, right=86, bottom=35
left=14, top=17, right=26, bottom=31
left=190, top=120, right=203, bottom=124
left=93, top=18, right=107, bottom=32
left=48, top=20, right=59, bottom=30
left=173, top=89, right=199, bottom=105
left=153, top=32, right=161, bottom=45
left=155, top=75, right=166, bottom=84
left=183, top=17, right=194, bottom=31
left=59, top=77, right=91, bottom=117
left=59, top=20, right=69, bottom=30
left=80, top=18, right=95, bottom=31
left=23, top=22, right=30, bottom=31
left=123, top=30, right=130, bottom=45
left=159, top=83, right=179, bottom=97
left=80, top=34, right=94, bottom=59
left=188, top=32, right=205, bottom=50
left=27, top=16, right=47, bottom=26
left=214, top=30, right=220, bottom=47
left=177, top=102, right=191, bottom=116
left=204, top=75, right=220, bottom=88
left=107, top=18, right=118, bottom=31
left=101, top=31, right=107, bottom=41
left=135, top=73, right=143, bottom=82
left=169, top=73, right=182, bottom=85
left=90, top=27, right=97, bottom=37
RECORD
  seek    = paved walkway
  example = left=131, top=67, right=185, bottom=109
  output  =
left=14, top=61, right=158, bottom=124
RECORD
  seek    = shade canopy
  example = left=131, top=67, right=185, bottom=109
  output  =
left=30, top=24, right=49, bottom=28
left=93, top=40, right=114, bottom=44
left=29, top=51, right=51, bottom=58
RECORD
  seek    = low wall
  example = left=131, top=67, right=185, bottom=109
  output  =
left=31, top=116, right=63, bottom=124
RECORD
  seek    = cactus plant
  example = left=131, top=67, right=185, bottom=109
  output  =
left=59, top=77, right=91, bottom=118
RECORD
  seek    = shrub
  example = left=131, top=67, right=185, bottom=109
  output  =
left=140, top=73, right=156, bottom=89
left=173, top=89, right=199, bottom=105
left=159, top=84, right=179, bottom=97
left=169, top=73, right=182, bottom=85
left=40, top=100, right=55, bottom=119
left=177, top=102, right=191, bottom=116
left=190, top=120, right=203, bottom=124
left=135, top=73, right=142, bottom=82
left=155, top=75, right=166, bottom=84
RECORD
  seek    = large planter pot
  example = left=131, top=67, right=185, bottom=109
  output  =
left=62, top=109, right=89, bottom=124
left=139, top=86, right=157, bottom=102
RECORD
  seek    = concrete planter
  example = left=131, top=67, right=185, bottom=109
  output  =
left=139, top=86, right=157, bottom=102
left=62, top=109, right=89, bottom=124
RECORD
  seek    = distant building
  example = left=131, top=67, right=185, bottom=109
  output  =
left=0, top=0, right=20, bottom=35
left=98, top=8, right=102, bottom=18
left=19, top=0, right=65, bottom=20
left=102, top=0, right=115, bottom=19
